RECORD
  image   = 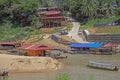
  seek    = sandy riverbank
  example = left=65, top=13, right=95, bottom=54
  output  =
left=0, top=54, right=62, bottom=73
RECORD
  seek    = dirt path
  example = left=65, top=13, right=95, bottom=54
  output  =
left=67, top=18, right=86, bottom=43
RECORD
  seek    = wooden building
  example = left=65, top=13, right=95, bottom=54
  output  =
left=38, top=7, right=60, bottom=12
left=18, top=44, right=51, bottom=56
left=37, top=7, right=65, bottom=28
left=102, top=43, right=118, bottom=53
left=69, top=43, right=118, bottom=55
left=0, top=42, right=21, bottom=50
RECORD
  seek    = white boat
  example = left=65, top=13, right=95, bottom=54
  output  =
left=88, top=61, right=119, bottom=71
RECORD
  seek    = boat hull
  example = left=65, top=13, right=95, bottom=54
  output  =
left=88, top=61, right=119, bottom=71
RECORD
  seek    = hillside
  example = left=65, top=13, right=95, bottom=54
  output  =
left=80, top=16, right=120, bottom=34
left=87, top=26, right=120, bottom=34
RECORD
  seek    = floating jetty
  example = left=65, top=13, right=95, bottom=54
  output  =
left=88, top=61, right=119, bottom=71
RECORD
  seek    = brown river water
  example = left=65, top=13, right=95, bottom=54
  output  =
left=6, top=54, right=120, bottom=80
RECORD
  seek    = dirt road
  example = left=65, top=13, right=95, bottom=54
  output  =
left=67, top=18, right=86, bottom=43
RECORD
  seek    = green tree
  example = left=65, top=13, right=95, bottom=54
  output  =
left=0, top=0, right=40, bottom=27
left=58, top=0, right=119, bottom=22
left=97, top=0, right=117, bottom=17
left=80, top=0, right=98, bottom=18
left=39, top=0, right=54, bottom=7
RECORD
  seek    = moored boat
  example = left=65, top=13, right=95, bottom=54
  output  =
left=0, top=68, right=8, bottom=76
left=88, top=61, right=119, bottom=71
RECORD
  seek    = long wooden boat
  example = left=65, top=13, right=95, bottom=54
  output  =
left=88, top=61, right=119, bottom=71
left=55, top=55, right=68, bottom=59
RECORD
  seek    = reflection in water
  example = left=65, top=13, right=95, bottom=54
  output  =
left=7, top=54, right=120, bottom=80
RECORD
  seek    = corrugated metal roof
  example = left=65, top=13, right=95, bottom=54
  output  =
left=70, top=43, right=103, bottom=48
left=18, top=44, right=32, bottom=50
left=0, top=42, right=21, bottom=45
left=18, top=44, right=51, bottom=50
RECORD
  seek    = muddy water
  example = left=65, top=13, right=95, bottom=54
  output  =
left=7, top=54, right=120, bottom=80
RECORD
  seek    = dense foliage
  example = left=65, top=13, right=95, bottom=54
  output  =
left=0, top=0, right=40, bottom=27
left=58, top=0, right=120, bottom=22
left=0, top=0, right=58, bottom=41
left=39, top=0, right=55, bottom=7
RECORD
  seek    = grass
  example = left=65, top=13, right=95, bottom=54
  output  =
left=0, top=26, right=37, bottom=41
left=79, top=16, right=120, bottom=34
left=1, top=33, right=26, bottom=41
left=95, top=26, right=120, bottom=34
left=55, top=74, right=95, bottom=80
left=0, top=76, right=8, bottom=80
left=31, top=36, right=44, bottom=43
left=47, top=28, right=62, bottom=34
left=43, top=24, right=72, bottom=34
left=80, top=16, right=120, bottom=29
left=0, top=20, right=72, bottom=42
left=64, top=25, right=73, bottom=32
left=56, top=74, right=70, bottom=80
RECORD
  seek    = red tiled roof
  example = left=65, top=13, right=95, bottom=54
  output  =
left=103, top=43, right=118, bottom=47
left=37, top=11, right=61, bottom=15
left=18, top=44, right=31, bottom=50
left=42, top=16, right=64, bottom=20
left=0, top=42, right=21, bottom=45
left=45, top=11, right=61, bottom=15
left=18, top=44, right=51, bottom=50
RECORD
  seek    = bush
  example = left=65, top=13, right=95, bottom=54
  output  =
left=56, top=74, right=95, bottom=80
left=56, top=74, right=70, bottom=80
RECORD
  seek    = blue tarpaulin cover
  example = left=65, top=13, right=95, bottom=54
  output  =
left=70, top=43, right=103, bottom=48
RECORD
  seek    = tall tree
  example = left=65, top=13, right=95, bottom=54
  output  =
left=58, top=0, right=119, bottom=21
left=0, top=0, right=40, bottom=27
left=80, top=0, right=98, bottom=18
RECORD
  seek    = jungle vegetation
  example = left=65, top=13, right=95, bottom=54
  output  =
left=58, top=0, right=120, bottom=22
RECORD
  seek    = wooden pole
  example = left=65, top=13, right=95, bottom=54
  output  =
left=57, top=20, right=58, bottom=27
left=45, top=20, right=46, bottom=28
left=49, top=20, right=50, bottom=28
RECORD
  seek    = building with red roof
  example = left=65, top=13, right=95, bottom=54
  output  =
left=45, top=11, right=61, bottom=16
left=18, top=44, right=52, bottom=56
left=38, top=7, right=65, bottom=28
left=0, top=42, right=21, bottom=49
left=103, top=43, right=118, bottom=47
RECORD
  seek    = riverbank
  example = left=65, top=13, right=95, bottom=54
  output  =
left=0, top=54, right=62, bottom=73
left=6, top=54, right=120, bottom=80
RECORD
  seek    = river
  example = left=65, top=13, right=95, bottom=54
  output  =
left=6, top=54, right=120, bottom=80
